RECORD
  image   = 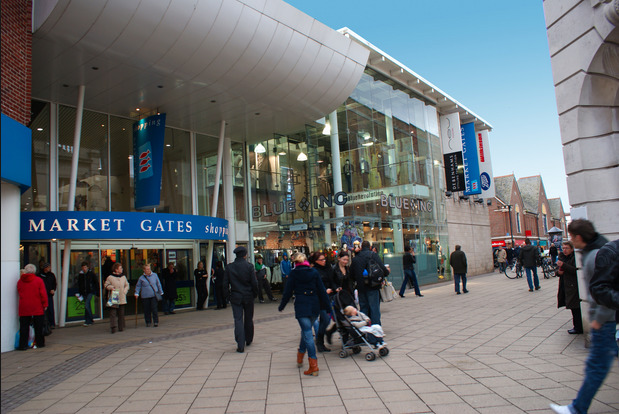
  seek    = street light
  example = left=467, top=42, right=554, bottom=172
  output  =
left=494, top=204, right=515, bottom=247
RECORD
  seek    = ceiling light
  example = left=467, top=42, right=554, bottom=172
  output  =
left=362, top=142, right=374, bottom=147
left=36, top=128, right=43, bottom=131
left=255, top=143, right=266, bottom=153
left=297, top=151, right=308, bottom=161
left=278, top=150, right=287, bottom=155
left=322, top=122, right=331, bottom=135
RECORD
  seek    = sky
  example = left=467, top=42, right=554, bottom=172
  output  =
left=286, top=0, right=570, bottom=210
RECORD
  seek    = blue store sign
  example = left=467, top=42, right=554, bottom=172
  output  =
left=21, top=211, right=228, bottom=241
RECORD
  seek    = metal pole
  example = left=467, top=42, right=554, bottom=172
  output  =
left=222, top=137, right=236, bottom=262
left=59, top=85, right=85, bottom=327
left=204, top=120, right=226, bottom=308
left=507, top=205, right=515, bottom=247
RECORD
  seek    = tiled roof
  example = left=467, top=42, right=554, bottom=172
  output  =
left=548, top=198, right=564, bottom=219
left=494, top=175, right=514, bottom=205
left=518, top=176, right=541, bottom=214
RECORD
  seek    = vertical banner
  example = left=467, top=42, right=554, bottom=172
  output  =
left=133, top=114, right=166, bottom=209
left=476, top=129, right=495, bottom=198
left=461, top=122, right=481, bottom=195
left=439, top=113, right=465, bottom=192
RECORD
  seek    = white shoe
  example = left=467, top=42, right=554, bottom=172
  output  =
left=549, top=403, right=572, bottom=414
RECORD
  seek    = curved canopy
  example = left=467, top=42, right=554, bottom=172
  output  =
left=32, top=0, right=370, bottom=142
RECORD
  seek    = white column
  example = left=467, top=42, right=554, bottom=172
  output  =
left=329, top=111, right=344, bottom=219
left=1, top=182, right=21, bottom=352
left=59, top=85, right=85, bottom=327
left=223, top=137, right=236, bottom=261
left=385, top=111, right=397, bottom=186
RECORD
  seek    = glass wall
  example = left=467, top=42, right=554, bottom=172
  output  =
left=22, top=101, right=50, bottom=211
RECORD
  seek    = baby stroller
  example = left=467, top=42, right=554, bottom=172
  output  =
left=332, top=290, right=389, bottom=361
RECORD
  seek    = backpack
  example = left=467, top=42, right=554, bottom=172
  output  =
left=364, top=256, right=385, bottom=288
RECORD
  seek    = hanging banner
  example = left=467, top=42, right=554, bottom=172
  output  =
left=439, top=113, right=465, bottom=192
left=476, top=129, right=495, bottom=198
left=133, top=114, right=166, bottom=209
left=461, top=122, right=481, bottom=195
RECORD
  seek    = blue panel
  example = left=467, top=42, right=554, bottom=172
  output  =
left=133, top=114, right=166, bottom=209
left=1, top=113, right=32, bottom=191
left=21, top=211, right=229, bottom=241
left=461, top=122, right=481, bottom=195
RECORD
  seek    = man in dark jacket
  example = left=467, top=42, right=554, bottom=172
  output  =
left=399, top=246, right=422, bottom=298
left=589, top=239, right=619, bottom=311
left=350, top=241, right=389, bottom=325
left=161, top=262, right=178, bottom=315
left=223, top=247, right=258, bottom=353
left=449, top=245, right=468, bottom=294
left=77, top=262, right=99, bottom=326
left=38, top=263, right=57, bottom=328
left=556, top=241, right=582, bottom=334
left=518, top=238, right=540, bottom=292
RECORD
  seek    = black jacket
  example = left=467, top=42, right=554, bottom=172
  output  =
left=590, top=239, right=619, bottom=311
left=279, top=265, right=331, bottom=317
left=557, top=251, right=579, bottom=309
left=223, top=257, right=258, bottom=304
left=313, top=263, right=337, bottom=292
left=403, top=252, right=416, bottom=270
left=38, top=271, right=57, bottom=295
left=449, top=250, right=467, bottom=274
left=194, top=268, right=208, bottom=291
left=78, top=270, right=99, bottom=296
left=519, top=245, right=539, bottom=268
left=350, top=248, right=389, bottom=292
left=161, top=268, right=178, bottom=300
left=333, top=264, right=354, bottom=294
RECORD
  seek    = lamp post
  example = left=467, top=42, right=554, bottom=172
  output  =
left=506, top=204, right=515, bottom=248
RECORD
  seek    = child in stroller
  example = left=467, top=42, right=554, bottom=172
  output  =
left=332, top=290, right=389, bottom=360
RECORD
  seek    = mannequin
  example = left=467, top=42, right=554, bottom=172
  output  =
left=342, top=159, right=354, bottom=193
left=360, top=158, right=370, bottom=189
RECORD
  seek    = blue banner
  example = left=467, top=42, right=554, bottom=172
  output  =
left=21, top=211, right=228, bottom=241
left=461, top=122, right=481, bottom=195
left=133, top=114, right=166, bottom=209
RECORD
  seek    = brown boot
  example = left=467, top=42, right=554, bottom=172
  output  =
left=304, top=358, right=319, bottom=376
left=297, top=351, right=305, bottom=367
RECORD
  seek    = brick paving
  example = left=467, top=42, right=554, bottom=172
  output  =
left=1, top=272, right=617, bottom=413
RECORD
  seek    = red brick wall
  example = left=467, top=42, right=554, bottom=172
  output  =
left=1, top=0, right=32, bottom=125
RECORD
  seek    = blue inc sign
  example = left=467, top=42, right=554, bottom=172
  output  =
left=21, top=211, right=228, bottom=241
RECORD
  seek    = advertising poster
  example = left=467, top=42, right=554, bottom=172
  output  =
left=476, top=129, right=495, bottom=198
left=439, top=113, right=465, bottom=192
left=133, top=114, right=166, bottom=209
left=461, top=122, right=481, bottom=195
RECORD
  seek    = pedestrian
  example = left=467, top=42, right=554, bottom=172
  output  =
left=496, top=246, right=507, bottom=272
left=506, top=243, right=515, bottom=265
left=213, top=261, right=227, bottom=309
left=17, top=264, right=48, bottom=350
left=589, top=239, right=619, bottom=310
left=134, top=264, right=163, bottom=327
left=194, top=261, right=208, bottom=310
left=223, top=246, right=258, bottom=353
left=449, top=245, right=469, bottom=294
left=333, top=250, right=354, bottom=295
left=278, top=253, right=331, bottom=376
left=280, top=252, right=292, bottom=294
left=104, top=263, right=130, bottom=334
left=38, top=263, right=57, bottom=329
left=519, top=239, right=541, bottom=292
left=549, top=243, right=559, bottom=264
left=309, top=251, right=338, bottom=353
left=350, top=240, right=389, bottom=326
left=255, top=254, right=276, bottom=303
left=550, top=219, right=615, bottom=414
left=399, top=246, right=423, bottom=298
left=77, top=262, right=99, bottom=326
left=161, top=262, right=178, bottom=315
left=555, top=241, right=583, bottom=334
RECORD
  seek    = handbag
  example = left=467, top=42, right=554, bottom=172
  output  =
left=148, top=279, right=162, bottom=301
left=106, top=288, right=120, bottom=307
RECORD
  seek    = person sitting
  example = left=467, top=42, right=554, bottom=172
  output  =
left=343, top=305, right=385, bottom=348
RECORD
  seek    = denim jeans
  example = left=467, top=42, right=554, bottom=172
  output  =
left=524, top=267, right=539, bottom=290
left=358, top=289, right=381, bottom=326
left=454, top=273, right=467, bottom=293
left=399, top=269, right=421, bottom=296
left=163, top=298, right=175, bottom=313
left=569, top=321, right=618, bottom=414
left=84, top=293, right=94, bottom=324
left=297, top=316, right=317, bottom=359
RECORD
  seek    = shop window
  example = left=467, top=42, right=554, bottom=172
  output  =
left=196, top=133, right=224, bottom=217
left=160, top=128, right=191, bottom=214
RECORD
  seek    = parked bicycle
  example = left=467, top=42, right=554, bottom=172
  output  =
left=504, top=259, right=523, bottom=279
left=541, top=257, right=556, bottom=279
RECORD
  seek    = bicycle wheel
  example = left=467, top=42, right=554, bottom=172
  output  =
left=504, top=264, right=518, bottom=279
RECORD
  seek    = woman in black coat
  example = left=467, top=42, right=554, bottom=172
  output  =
left=309, top=251, right=339, bottom=352
left=556, top=241, right=583, bottom=334
left=279, top=253, right=331, bottom=376
left=194, top=261, right=208, bottom=310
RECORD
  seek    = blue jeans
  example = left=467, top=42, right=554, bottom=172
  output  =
left=297, top=316, right=317, bottom=359
left=84, top=293, right=94, bottom=324
left=524, top=267, right=539, bottom=290
left=399, top=269, right=421, bottom=296
left=569, top=322, right=618, bottom=414
left=163, top=298, right=175, bottom=313
left=454, top=273, right=467, bottom=293
left=358, top=289, right=381, bottom=326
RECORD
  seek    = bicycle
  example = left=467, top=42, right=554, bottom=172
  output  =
left=504, top=259, right=523, bottom=279
left=541, top=257, right=556, bottom=279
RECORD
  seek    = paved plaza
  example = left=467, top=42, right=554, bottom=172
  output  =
left=2, top=271, right=618, bottom=414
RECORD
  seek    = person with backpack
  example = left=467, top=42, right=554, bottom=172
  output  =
left=350, top=241, right=389, bottom=326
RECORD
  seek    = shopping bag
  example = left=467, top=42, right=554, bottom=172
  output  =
left=380, top=281, right=394, bottom=302
left=43, top=318, right=52, bottom=336
left=28, top=324, right=35, bottom=347
left=107, top=289, right=120, bottom=307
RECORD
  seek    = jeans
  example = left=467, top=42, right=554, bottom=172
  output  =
left=297, top=316, right=318, bottom=359
left=84, top=293, right=94, bottom=324
left=524, top=267, right=539, bottom=290
left=316, top=309, right=330, bottom=336
left=454, top=273, right=467, bottom=293
left=231, top=299, right=254, bottom=349
left=399, top=269, right=421, bottom=296
left=163, top=298, right=175, bottom=313
left=358, top=289, right=381, bottom=326
left=498, top=262, right=506, bottom=272
left=570, top=321, right=618, bottom=414
left=142, top=297, right=159, bottom=325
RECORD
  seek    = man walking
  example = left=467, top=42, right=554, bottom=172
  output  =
left=519, top=239, right=541, bottom=292
left=224, top=247, right=258, bottom=353
left=351, top=241, right=389, bottom=325
left=589, top=239, right=619, bottom=310
left=399, top=246, right=423, bottom=298
left=38, top=263, right=57, bottom=329
left=255, top=255, right=275, bottom=303
left=449, top=245, right=469, bottom=294
left=550, top=219, right=615, bottom=414
left=77, top=262, right=99, bottom=326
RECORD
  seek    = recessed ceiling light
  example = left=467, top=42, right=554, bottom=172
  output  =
left=157, top=85, right=164, bottom=88
left=210, top=100, right=216, bottom=103
left=36, top=128, right=43, bottom=131
left=255, top=112, right=260, bottom=116
left=166, top=144, right=171, bottom=147
left=91, top=66, right=99, bottom=70
left=62, top=84, right=69, bottom=88
left=136, top=108, right=140, bottom=111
